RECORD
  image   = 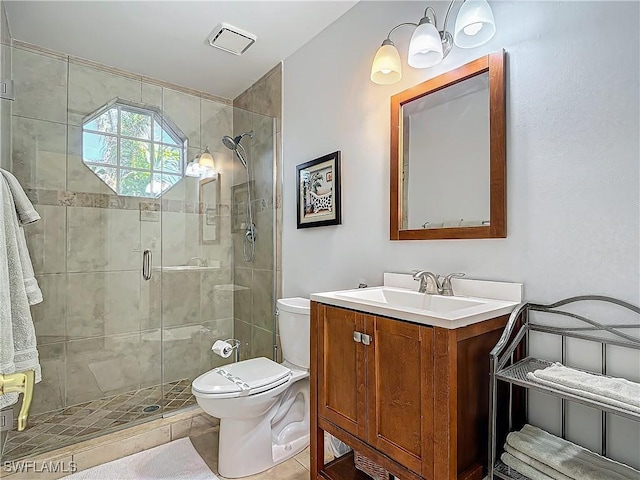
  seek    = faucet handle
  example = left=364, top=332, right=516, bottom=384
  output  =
left=441, top=273, right=465, bottom=296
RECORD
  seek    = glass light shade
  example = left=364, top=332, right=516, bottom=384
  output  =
left=408, top=21, right=444, bottom=68
left=454, top=0, right=496, bottom=48
left=185, top=161, right=201, bottom=177
left=371, top=43, right=402, bottom=85
left=198, top=148, right=215, bottom=170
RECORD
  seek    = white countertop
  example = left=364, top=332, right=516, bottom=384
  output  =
left=310, top=273, right=523, bottom=329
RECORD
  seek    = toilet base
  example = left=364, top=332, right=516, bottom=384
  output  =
left=217, top=416, right=309, bottom=478
left=215, top=376, right=310, bottom=478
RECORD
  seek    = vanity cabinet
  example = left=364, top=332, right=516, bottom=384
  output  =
left=311, top=302, right=511, bottom=480
left=318, top=306, right=434, bottom=475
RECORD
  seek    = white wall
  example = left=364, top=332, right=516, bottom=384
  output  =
left=283, top=0, right=638, bottom=304
left=282, top=0, right=640, bottom=466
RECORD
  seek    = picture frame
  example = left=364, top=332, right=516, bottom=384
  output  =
left=296, top=151, right=341, bottom=229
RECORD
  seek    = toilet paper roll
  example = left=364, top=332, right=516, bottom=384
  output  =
left=212, top=340, right=233, bottom=358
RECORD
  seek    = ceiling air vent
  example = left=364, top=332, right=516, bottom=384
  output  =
left=207, top=23, right=256, bottom=55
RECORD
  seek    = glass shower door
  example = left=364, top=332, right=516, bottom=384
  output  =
left=156, top=94, right=236, bottom=413
left=157, top=102, right=277, bottom=404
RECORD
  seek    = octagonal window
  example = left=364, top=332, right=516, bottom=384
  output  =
left=82, top=99, right=187, bottom=197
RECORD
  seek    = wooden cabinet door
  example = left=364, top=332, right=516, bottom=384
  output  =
left=366, top=316, right=435, bottom=478
left=318, top=306, right=368, bottom=440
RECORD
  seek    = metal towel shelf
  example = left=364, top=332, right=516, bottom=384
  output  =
left=488, top=295, right=640, bottom=480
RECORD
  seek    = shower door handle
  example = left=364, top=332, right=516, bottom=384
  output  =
left=142, top=249, right=152, bottom=281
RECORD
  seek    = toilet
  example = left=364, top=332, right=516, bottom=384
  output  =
left=192, top=298, right=310, bottom=478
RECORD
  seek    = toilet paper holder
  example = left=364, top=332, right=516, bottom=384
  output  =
left=214, top=338, right=240, bottom=363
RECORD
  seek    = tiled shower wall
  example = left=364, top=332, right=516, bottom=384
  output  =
left=232, top=64, right=282, bottom=361
left=7, top=40, right=249, bottom=416
left=0, top=0, right=11, bottom=171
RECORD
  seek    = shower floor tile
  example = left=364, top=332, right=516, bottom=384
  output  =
left=1, top=379, right=195, bottom=462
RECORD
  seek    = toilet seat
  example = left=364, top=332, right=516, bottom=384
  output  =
left=192, top=357, right=291, bottom=399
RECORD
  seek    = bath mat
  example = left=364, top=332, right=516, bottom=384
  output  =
left=63, top=438, right=219, bottom=480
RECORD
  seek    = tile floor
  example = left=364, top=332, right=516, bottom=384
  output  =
left=190, top=430, right=312, bottom=480
left=2, top=379, right=195, bottom=462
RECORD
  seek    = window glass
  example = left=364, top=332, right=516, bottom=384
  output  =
left=121, top=109, right=152, bottom=140
left=120, top=139, right=151, bottom=169
left=153, top=120, right=179, bottom=145
left=83, top=109, right=118, bottom=134
left=154, top=146, right=182, bottom=173
left=119, top=169, right=152, bottom=197
left=83, top=132, right=118, bottom=165
left=82, top=102, right=186, bottom=197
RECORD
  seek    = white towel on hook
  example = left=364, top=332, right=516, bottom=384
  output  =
left=0, top=169, right=40, bottom=225
left=527, top=362, right=640, bottom=415
left=0, top=168, right=42, bottom=304
left=0, top=174, right=42, bottom=409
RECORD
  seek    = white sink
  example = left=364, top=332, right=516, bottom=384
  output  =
left=311, top=276, right=523, bottom=329
left=337, top=287, right=484, bottom=313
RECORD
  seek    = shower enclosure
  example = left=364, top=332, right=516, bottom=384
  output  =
left=0, top=35, right=278, bottom=461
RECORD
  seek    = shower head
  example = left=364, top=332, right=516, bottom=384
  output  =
left=222, top=135, right=238, bottom=151
left=222, top=131, right=254, bottom=151
left=222, top=131, right=253, bottom=169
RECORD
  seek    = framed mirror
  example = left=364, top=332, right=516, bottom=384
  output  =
left=390, top=50, right=506, bottom=240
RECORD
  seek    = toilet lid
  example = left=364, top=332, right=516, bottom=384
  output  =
left=192, top=357, right=291, bottom=397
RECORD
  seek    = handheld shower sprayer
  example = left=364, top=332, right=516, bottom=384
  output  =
left=222, top=131, right=256, bottom=262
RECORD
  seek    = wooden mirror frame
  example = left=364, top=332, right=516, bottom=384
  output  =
left=390, top=50, right=506, bottom=240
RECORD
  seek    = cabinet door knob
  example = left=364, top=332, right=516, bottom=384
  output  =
left=353, top=331, right=362, bottom=343
left=361, top=334, right=372, bottom=346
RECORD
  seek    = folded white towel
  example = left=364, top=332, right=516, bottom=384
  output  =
left=527, top=362, right=640, bottom=415
left=0, top=175, right=42, bottom=409
left=501, top=452, right=555, bottom=480
left=507, top=424, right=640, bottom=480
left=0, top=168, right=40, bottom=225
left=504, top=444, right=573, bottom=480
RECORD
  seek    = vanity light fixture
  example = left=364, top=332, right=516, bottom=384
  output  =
left=186, top=146, right=216, bottom=177
left=370, top=0, right=496, bottom=84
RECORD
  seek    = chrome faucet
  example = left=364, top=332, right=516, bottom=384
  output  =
left=412, top=271, right=442, bottom=294
left=413, top=271, right=465, bottom=295
left=188, top=256, right=208, bottom=267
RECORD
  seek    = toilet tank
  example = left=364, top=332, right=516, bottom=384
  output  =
left=277, top=297, right=310, bottom=369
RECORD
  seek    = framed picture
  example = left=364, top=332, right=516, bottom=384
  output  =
left=296, top=151, right=341, bottom=229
